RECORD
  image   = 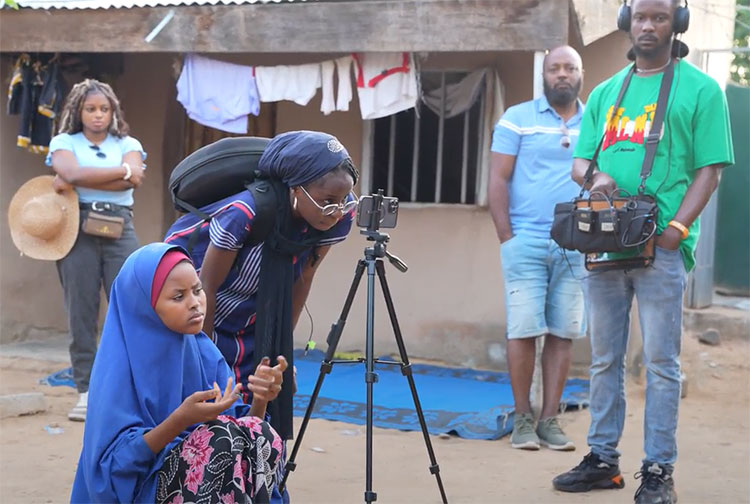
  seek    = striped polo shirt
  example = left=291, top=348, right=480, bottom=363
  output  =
left=491, top=95, right=584, bottom=238
left=165, top=189, right=354, bottom=336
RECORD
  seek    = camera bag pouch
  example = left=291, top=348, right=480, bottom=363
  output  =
left=552, top=195, right=659, bottom=253
left=82, top=211, right=124, bottom=239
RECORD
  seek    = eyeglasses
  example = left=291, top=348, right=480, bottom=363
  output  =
left=89, top=145, right=106, bottom=159
left=560, top=124, right=571, bottom=149
left=299, top=186, right=358, bottom=216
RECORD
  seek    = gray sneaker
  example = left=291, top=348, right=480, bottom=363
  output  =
left=537, top=416, right=575, bottom=451
left=511, top=412, right=540, bottom=450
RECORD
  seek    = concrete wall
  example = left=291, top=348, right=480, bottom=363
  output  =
left=0, top=53, right=177, bottom=342
left=2, top=0, right=731, bottom=368
left=0, top=44, right=632, bottom=367
left=0, top=56, right=69, bottom=341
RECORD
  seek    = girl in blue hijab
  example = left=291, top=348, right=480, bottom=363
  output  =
left=71, top=242, right=286, bottom=503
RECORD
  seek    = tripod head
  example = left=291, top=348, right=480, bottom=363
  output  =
left=357, top=189, right=407, bottom=272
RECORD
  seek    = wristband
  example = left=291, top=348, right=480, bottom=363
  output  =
left=668, top=220, right=689, bottom=240
left=122, top=162, right=132, bottom=181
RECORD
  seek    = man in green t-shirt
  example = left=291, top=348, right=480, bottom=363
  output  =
left=552, top=1, right=734, bottom=503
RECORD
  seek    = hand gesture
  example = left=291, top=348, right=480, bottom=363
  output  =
left=248, top=355, right=288, bottom=403
left=172, top=378, right=242, bottom=428
left=589, top=171, right=617, bottom=198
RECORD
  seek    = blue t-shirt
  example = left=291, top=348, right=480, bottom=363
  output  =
left=491, top=96, right=584, bottom=237
left=45, top=132, right=147, bottom=206
left=165, top=189, right=354, bottom=336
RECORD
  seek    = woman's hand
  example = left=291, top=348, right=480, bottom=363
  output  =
left=248, top=356, right=287, bottom=402
left=145, top=378, right=241, bottom=454
left=52, top=175, right=73, bottom=194
left=248, top=356, right=288, bottom=417
left=171, top=378, right=242, bottom=428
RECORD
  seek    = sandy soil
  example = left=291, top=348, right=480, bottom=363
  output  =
left=1, top=335, right=748, bottom=504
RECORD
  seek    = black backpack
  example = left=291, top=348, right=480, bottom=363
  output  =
left=168, top=136, right=278, bottom=253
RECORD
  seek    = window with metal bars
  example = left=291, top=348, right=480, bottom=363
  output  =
left=368, top=71, right=487, bottom=204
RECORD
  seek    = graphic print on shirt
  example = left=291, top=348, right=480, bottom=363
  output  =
left=601, top=102, right=662, bottom=151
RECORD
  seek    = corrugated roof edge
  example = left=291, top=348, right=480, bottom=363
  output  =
left=11, top=0, right=308, bottom=9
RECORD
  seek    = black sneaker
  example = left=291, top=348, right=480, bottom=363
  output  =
left=553, top=452, right=625, bottom=492
left=634, top=463, right=677, bottom=503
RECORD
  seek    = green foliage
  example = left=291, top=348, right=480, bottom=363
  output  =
left=732, top=0, right=750, bottom=85
left=3, top=0, right=19, bottom=8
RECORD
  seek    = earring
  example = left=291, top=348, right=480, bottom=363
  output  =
left=293, top=196, right=298, bottom=211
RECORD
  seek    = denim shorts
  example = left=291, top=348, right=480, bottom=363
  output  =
left=500, top=232, right=585, bottom=340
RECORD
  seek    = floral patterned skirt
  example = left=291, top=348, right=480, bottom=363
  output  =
left=156, top=415, right=282, bottom=504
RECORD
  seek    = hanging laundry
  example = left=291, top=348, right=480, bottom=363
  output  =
left=176, top=54, right=259, bottom=134
left=335, top=56, right=354, bottom=112
left=7, top=54, right=28, bottom=116
left=320, top=60, right=336, bottom=115
left=353, top=52, right=418, bottom=120
left=7, top=54, right=63, bottom=155
left=421, top=69, right=487, bottom=119
left=319, top=56, right=354, bottom=115
left=255, top=63, right=322, bottom=106
left=38, top=60, right=66, bottom=121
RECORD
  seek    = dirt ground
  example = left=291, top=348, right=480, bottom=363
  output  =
left=0, top=335, right=748, bottom=504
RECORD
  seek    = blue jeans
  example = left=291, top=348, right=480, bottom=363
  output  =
left=584, top=246, right=687, bottom=470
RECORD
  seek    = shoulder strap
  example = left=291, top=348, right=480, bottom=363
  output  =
left=177, top=178, right=279, bottom=256
left=638, top=60, right=675, bottom=195
left=245, top=178, right=279, bottom=246
left=174, top=196, right=211, bottom=257
left=580, top=65, right=636, bottom=197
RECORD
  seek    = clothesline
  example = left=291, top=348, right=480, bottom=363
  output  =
left=176, top=52, right=422, bottom=133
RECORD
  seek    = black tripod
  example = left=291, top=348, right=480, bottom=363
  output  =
left=279, top=195, right=448, bottom=504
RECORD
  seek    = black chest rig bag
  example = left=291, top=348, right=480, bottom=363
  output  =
left=550, top=60, right=675, bottom=271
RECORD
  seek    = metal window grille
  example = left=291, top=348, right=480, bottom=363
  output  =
left=368, top=71, right=486, bottom=204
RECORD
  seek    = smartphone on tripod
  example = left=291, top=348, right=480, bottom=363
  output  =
left=356, top=192, right=399, bottom=229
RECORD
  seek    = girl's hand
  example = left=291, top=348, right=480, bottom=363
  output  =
left=172, top=378, right=241, bottom=428
left=248, top=356, right=288, bottom=403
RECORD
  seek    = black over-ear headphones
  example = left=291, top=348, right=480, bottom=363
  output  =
left=617, top=0, right=690, bottom=34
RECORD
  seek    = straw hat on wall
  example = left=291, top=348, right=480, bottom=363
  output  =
left=8, top=175, right=79, bottom=261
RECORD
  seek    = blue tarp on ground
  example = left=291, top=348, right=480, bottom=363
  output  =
left=41, top=349, right=590, bottom=440
left=292, top=349, right=589, bottom=440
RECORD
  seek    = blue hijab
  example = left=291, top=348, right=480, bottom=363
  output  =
left=71, top=243, right=249, bottom=504
left=256, top=130, right=357, bottom=187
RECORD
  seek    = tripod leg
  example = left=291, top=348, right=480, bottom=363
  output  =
left=365, top=258, right=377, bottom=504
left=375, top=261, right=449, bottom=504
left=279, top=259, right=367, bottom=493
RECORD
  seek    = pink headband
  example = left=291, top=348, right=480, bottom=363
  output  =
left=151, top=250, right=192, bottom=308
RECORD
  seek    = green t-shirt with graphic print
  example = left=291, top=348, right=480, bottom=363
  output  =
left=574, top=59, right=734, bottom=271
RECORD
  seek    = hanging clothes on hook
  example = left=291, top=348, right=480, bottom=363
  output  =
left=7, top=54, right=64, bottom=155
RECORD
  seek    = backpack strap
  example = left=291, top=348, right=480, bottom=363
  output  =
left=244, top=178, right=279, bottom=246
left=176, top=179, right=279, bottom=257
left=174, top=196, right=211, bottom=257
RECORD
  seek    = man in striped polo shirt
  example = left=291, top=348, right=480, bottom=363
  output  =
left=488, top=46, right=586, bottom=452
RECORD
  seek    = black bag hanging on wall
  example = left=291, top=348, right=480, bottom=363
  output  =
left=550, top=60, right=675, bottom=265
